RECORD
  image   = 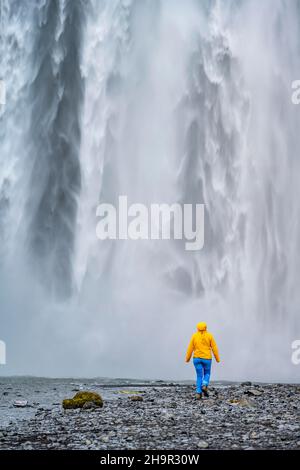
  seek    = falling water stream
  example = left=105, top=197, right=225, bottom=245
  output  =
left=0, top=0, right=300, bottom=381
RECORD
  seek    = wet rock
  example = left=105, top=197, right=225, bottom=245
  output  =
left=241, top=381, right=252, bottom=386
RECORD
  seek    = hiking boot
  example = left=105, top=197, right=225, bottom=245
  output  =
left=196, top=393, right=202, bottom=400
left=202, top=386, right=209, bottom=398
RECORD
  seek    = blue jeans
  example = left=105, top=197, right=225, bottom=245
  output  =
left=193, top=358, right=212, bottom=393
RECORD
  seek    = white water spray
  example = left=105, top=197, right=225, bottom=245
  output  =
left=1, top=0, right=300, bottom=381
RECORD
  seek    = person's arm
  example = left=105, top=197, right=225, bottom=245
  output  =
left=185, top=335, right=194, bottom=362
left=211, top=335, right=220, bottom=362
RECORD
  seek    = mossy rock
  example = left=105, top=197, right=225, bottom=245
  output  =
left=129, top=395, right=143, bottom=402
left=62, top=391, right=103, bottom=409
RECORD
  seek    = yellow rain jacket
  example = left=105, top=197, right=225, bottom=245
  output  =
left=185, top=322, right=220, bottom=362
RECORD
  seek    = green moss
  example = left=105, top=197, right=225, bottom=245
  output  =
left=62, top=391, right=103, bottom=409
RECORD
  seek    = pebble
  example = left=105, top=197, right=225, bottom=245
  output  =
left=197, top=441, right=209, bottom=449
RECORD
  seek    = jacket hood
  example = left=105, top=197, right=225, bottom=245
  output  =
left=197, top=322, right=207, bottom=331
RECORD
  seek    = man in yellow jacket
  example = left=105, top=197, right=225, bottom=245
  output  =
left=185, top=322, right=220, bottom=399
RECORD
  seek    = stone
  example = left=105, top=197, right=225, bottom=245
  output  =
left=23, top=441, right=33, bottom=450
left=165, top=413, right=175, bottom=420
left=82, top=401, right=98, bottom=410
left=197, top=440, right=209, bottom=449
left=229, top=398, right=254, bottom=407
left=62, top=391, right=103, bottom=410
left=245, top=389, right=263, bottom=396
left=13, top=400, right=28, bottom=408
left=129, top=395, right=143, bottom=402
left=241, top=381, right=252, bottom=386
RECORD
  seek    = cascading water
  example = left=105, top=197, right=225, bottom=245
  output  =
left=1, top=0, right=300, bottom=381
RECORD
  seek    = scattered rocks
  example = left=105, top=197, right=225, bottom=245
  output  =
left=62, top=391, right=103, bottom=410
left=0, top=382, right=299, bottom=450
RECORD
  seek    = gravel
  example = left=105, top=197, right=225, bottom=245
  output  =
left=0, top=381, right=299, bottom=450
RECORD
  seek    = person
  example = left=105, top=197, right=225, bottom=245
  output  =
left=185, top=322, right=220, bottom=399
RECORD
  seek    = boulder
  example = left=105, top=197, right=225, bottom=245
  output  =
left=129, top=395, right=143, bottom=402
left=62, top=391, right=103, bottom=410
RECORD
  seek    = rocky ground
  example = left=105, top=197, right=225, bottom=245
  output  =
left=0, top=381, right=300, bottom=450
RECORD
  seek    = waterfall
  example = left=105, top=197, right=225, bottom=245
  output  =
left=1, top=0, right=300, bottom=381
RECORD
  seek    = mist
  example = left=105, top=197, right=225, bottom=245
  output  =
left=1, top=0, right=300, bottom=382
